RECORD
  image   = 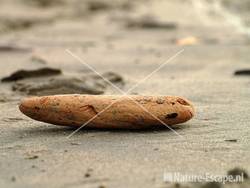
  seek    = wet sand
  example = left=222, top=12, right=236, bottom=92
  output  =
left=0, top=0, right=250, bottom=187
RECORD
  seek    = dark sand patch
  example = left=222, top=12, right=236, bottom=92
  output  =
left=1, top=67, right=62, bottom=82
left=0, top=44, right=31, bottom=53
left=234, top=69, right=250, bottom=76
left=12, top=76, right=105, bottom=95
left=126, top=16, right=177, bottom=30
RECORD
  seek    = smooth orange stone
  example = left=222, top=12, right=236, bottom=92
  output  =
left=19, top=95, right=195, bottom=129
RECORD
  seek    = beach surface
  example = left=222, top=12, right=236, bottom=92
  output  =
left=0, top=0, right=250, bottom=187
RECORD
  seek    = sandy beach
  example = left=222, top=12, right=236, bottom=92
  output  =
left=0, top=0, right=250, bottom=187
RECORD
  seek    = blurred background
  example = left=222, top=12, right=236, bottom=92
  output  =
left=1, top=0, right=250, bottom=95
